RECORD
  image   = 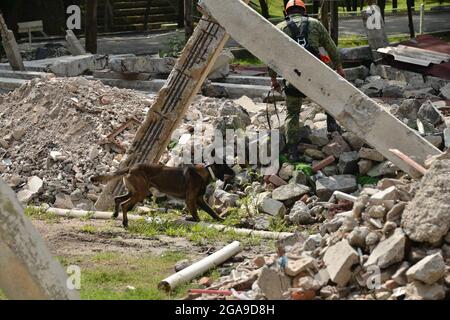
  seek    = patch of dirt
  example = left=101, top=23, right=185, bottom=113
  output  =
left=32, top=217, right=274, bottom=260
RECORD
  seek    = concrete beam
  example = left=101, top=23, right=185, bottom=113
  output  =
left=201, top=0, right=441, bottom=174
left=0, top=14, right=25, bottom=71
left=0, top=178, right=80, bottom=300
left=0, top=77, right=27, bottom=91
left=108, top=56, right=177, bottom=74
left=95, top=1, right=251, bottom=210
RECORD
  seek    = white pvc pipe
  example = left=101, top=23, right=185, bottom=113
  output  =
left=328, top=191, right=357, bottom=203
left=158, top=241, right=242, bottom=291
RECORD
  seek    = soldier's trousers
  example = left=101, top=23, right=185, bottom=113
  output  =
left=285, top=94, right=303, bottom=147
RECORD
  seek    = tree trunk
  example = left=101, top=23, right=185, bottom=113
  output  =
left=407, top=0, right=415, bottom=38
left=85, top=0, right=98, bottom=54
left=259, top=0, right=270, bottom=18
left=330, top=0, right=339, bottom=45
left=321, top=1, right=330, bottom=31
left=378, top=0, right=386, bottom=20
left=392, top=0, right=398, bottom=13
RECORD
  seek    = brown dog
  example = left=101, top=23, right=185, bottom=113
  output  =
left=90, top=163, right=235, bottom=227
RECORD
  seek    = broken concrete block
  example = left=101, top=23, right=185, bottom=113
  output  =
left=405, top=281, right=445, bottom=300
left=358, top=159, right=373, bottom=175
left=208, top=49, right=234, bottom=80
left=440, top=83, right=450, bottom=99
left=370, top=186, right=399, bottom=204
left=108, top=56, right=176, bottom=74
left=214, top=189, right=239, bottom=207
left=386, top=202, right=406, bottom=222
left=289, top=200, right=313, bottom=225
left=359, top=147, right=384, bottom=162
left=417, top=100, right=444, bottom=126
left=267, top=175, right=287, bottom=187
left=289, top=170, right=307, bottom=185
left=49, top=54, right=107, bottom=77
left=272, top=183, right=310, bottom=202
left=16, top=189, right=35, bottom=204
left=341, top=132, right=365, bottom=151
left=323, top=240, right=359, bottom=287
left=347, top=226, right=369, bottom=248
left=402, top=160, right=450, bottom=244
left=27, top=176, right=43, bottom=194
left=316, top=175, right=357, bottom=201
left=309, top=121, right=329, bottom=146
left=343, top=65, right=370, bottom=82
left=259, top=198, right=286, bottom=217
left=424, top=135, right=442, bottom=148
left=322, top=133, right=351, bottom=158
left=339, top=45, right=372, bottom=62
left=256, top=267, right=291, bottom=300
left=367, top=205, right=386, bottom=219
left=278, top=163, right=294, bottom=180
left=338, top=151, right=359, bottom=174
left=65, top=30, right=86, bottom=56
left=285, top=257, right=315, bottom=277
left=406, top=253, right=445, bottom=285
left=367, top=161, right=399, bottom=177
left=365, top=228, right=405, bottom=268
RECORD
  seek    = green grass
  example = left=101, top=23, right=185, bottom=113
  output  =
left=252, top=0, right=447, bottom=18
left=232, top=56, right=265, bottom=66
left=25, top=206, right=61, bottom=223
left=61, top=251, right=205, bottom=300
left=127, top=213, right=263, bottom=247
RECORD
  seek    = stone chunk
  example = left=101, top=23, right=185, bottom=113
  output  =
left=259, top=198, right=286, bottom=216
left=359, top=147, right=384, bottom=162
left=406, top=253, right=445, bottom=285
left=365, top=228, right=405, bottom=268
left=405, top=281, right=445, bottom=300
left=285, top=257, right=316, bottom=277
left=323, top=240, right=359, bottom=287
left=402, top=160, right=450, bottom=244
left=338, top=151, right=359, bottom=174
left=272, top=183, right=310, bottom=202
left=256, top=267, right=291, bottom=300
left=309, top=121, right=329, bottom=146
left=316, top=175, right=357, bottom=201
left=289, top=201, right=313, bottom=225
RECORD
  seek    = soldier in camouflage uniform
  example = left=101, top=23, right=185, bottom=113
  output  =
left=269, top=0, right=345, bottom=161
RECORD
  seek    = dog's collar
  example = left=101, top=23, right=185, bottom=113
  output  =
left=206, top=166, right=216, bottom=181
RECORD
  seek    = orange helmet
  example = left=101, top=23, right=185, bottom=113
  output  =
left=285, top=0, right=306, bottom=12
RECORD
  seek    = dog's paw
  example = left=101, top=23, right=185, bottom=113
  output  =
left=186, top=216, right=200, bottom=222
left=122, top=220, right=129, bottom=228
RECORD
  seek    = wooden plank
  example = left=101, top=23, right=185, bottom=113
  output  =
left=95, top=1, right=250, bottom=210
left=18, top=20, right=44, bottom=33
left=0, top=178, right=80, bottom=300
left=200, top=0, right=442, bottom=174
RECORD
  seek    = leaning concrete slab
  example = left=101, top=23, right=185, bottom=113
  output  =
left=200, top=0, right=441, bottom=174
left=0, top=14, right=25, bottom=71
left=0, top=178, right=80, bottom=300
left=94, top=1, right=251, bottom=210
left=65, top=30, right=87, bottom=56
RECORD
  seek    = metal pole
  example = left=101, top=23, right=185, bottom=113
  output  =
left=419, top=3, right=425, bottom=35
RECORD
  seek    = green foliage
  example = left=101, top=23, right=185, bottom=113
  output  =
left=159, top=35, right=187, bottom=58
left=357, top=175, right=379, bottom=186
left=294, top=162, right=314, bottom=176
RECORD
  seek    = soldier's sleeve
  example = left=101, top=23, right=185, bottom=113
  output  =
left=268, top=67, right=278, bottom=78
left=317, top=22, right=342, bottom=69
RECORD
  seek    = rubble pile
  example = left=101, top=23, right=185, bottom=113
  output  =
left=189, top=160, right=450, bottom=300
left=0, top=76, right=153, bottom=209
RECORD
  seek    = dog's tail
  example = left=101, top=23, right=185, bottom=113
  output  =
left=90, top=168, right=130, bottom=184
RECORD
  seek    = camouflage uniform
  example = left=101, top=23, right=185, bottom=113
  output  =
left=269, top=14, right=342, bottom=147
